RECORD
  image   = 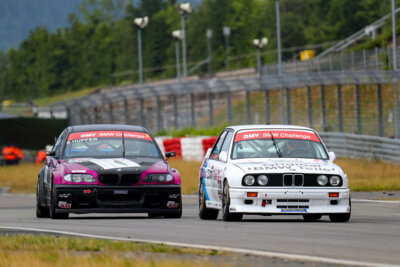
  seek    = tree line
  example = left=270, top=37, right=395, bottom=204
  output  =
left=0, top=0, right=395, bottom=101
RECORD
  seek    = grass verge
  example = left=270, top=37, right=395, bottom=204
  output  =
left=0, top=234, right=222, bottom=267
left=0, top=159, right=399, bottom=194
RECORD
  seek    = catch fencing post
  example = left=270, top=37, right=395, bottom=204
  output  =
left=377, top=84, right=384, bottom=136
left=140, top=98, right=146, bottom=128
left=246, top=90, right=251, bottom=124
left=307, top=86, right=313, bottom=128
left=355, top=84, right=362, bottom=134
left=117, top=91, right=129, bottom=124
left=375, top=47, right=379, bottom=70
left=321, top=85, right=326, bottom=131
left=265, top=90, right=271, bottom=124
left=286, top=88, right=291, bottom=124
left=190, top=93, right=196, bottom=127
left=337, top=84, right=344, bottom=132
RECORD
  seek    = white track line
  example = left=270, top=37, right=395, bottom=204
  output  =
left=352, top=199, right=400, bottom=204
left=0, top=226, right=397, bottom=267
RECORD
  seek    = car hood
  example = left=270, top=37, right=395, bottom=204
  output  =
left=61, top=157, right=168, bottom=174
left=231, top=158, right=342, bottom=175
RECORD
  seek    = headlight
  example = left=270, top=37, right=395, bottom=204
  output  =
left=64, top=173, right=96, bottom=183
left=144, top=174, right=173, bottom=183
left=317, top=175, right=328, bottom=186
left=257, top=175, right=269, bottom=186
left=329, top=176, right=341, bottom=186
left=243, top=175, right=256, bottom=186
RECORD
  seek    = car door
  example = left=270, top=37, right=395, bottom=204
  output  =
left=205, top=130, right=234, bottom=204
left=204, top=131, right=227, bottom=204
left=44, top=130, right=67, bottom=202
left=212, top=130, right=234, bottom=202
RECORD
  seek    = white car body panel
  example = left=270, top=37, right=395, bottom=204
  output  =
left=199, top=125, right=351, bottom=216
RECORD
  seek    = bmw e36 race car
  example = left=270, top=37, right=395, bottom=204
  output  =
left=199, top=125, right=351, bottom=222
left=36, top=124, right=181, bottom=219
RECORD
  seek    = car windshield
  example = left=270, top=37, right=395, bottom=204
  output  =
left=231, top=129, right=328, bottom=160
left=63, top=131, right=161, bottom=159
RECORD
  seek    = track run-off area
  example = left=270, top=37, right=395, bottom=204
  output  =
left=0, top=194, right=399, bottom=267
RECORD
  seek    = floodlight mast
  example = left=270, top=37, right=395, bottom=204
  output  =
left=178, top=2, right=192, bottom=127
left=134, top=16, right=149, bottom=87
left=172, top=30, right=182, bottom=82
left=253, top=37, right=268, bottom=76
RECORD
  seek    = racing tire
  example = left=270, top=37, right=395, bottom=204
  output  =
left=198, top=179, right=219, bottom=220
left=329, top=197, right=351, bottom=222
left=222, top=180, right=242, bottom=222
left=303, top=214, right=322, bottom=221
left=49, top=179, right=69, bottom=219
left=329, top=213, right=351, bottom=222
left=36, top=179, right=49, bottom=218
left=164, top=209, right=182, bottom=218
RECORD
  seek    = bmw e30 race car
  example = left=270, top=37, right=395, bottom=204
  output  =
left=199, top=125, right=351, bottom=222
left=36, top=124, right=181, bottom=219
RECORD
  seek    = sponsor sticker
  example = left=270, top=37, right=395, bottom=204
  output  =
left=234, top=130, right=320, bottom=143
left=168, top=194, right=180, bottom=199
left=281, top=208, right=307, bottom=213
left=58, top=201, right=72, bottom=209
left=68, top=131, right=152, bottom=141
left=58, top=193, right=71, bottom=198
left=167, top=201, right=179, bottom=208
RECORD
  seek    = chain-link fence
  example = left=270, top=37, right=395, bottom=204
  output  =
left=41, top=69, right=399, bottom=139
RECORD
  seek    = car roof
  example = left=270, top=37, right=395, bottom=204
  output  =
left=69, top=124, right=149, bottom=133
left=225, top=124, right=315, bottom=132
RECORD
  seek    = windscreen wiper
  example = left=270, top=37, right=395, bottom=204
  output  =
left=270, top=132, right=282, bottom=157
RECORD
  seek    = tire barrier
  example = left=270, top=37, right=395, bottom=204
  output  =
left=157, top=136, right=217, bottom=161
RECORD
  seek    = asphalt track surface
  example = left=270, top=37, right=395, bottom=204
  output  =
left=0, top=193, right=399, bottom=267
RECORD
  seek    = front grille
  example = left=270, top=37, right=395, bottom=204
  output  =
left=277, top=199, right=309, bottom=202
left=98, top=174, right=119, bottom=185
left=98, top=173, right=141, bottom=186
left=121, top=174, right=141, bottom=185
left=242, top=173, right=342, bottom=187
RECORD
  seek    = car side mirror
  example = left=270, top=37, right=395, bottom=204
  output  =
left=328, top=151, right=336, bottom=162
left=205, top=148, right=212, bottom=158
left=165, top=151, right=176, bottom=159
left=46, top=151, right=55, bottom=157
left=218, top=151, right=228, bottom=162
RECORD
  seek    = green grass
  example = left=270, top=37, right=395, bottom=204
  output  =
left=33, top=87, right=101, bottom=107
left=0, top=235, right=225, bottom=267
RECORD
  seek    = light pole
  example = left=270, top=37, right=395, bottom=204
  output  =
left=206, top=29, right=212, bottom=76
left=179, top=2, right=192, bottom=82
left=172, top=30, right=182, bottom=82
left=223, top=26, right=231, bottom=70
left=392, top=0, right=399, bottom=138
left=134, top=16, right=149, bottom=87
left=178, top=2, right=192, bottom=127
left=275, top=0, right=284, bottom=124
left=253, top=37, right=268, bottom=76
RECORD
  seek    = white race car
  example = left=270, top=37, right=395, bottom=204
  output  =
left=198, top=125, right=351, bottom=222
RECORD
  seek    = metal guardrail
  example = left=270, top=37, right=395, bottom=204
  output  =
left=320, top=132, right=400, bottom=162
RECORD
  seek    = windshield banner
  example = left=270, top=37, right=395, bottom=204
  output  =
left=68, top=131, right=152, bottom=141
left=234, top=130, right=320, bottom=143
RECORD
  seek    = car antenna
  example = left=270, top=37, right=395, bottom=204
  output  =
left=122, top=131, right=126, bottom=158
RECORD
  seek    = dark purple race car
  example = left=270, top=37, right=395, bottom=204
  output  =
left=36, top=124, right=181, bottom=219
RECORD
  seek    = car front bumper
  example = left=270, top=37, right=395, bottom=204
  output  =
left=229, top=188, right=350, bottom=215
left=54, top=185, right=181, bottom=214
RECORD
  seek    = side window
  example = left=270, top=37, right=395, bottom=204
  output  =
left=210, top=131, right=227, bottom=159
left=220, top=131, right=233, bottom=154
left=53, top=131, right=67, bottom=158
